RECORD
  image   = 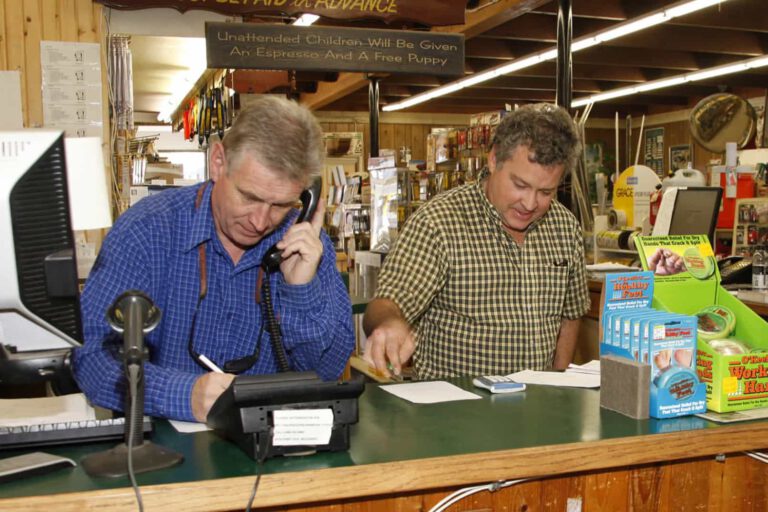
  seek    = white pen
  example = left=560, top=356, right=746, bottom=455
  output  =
left=198, top=354, right=224, bottom=374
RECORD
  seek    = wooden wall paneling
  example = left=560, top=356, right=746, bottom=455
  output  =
left=496, top=478, right=542, bottom=511
left=411, top=125, right=428, bottom=162
left=721, top=453, right=768, bottom=510
left=58, top=0, right=78, bottom=41
left=661, top=120, right=690, bottom=174
left=627, top=465, right=661, bottom=511
left=22, top=0, right=43, bottom=127
left=341, top=494, right=422, bottom=511
left=41, top=0, right=62, bottom=41
left=540, top=473, right=585, bottom=511
left=75, top=0, right=97, bottom=42
left=704, top=456, right=725, bottom=512
left=379, top=123, right=395, bottom=154
left=5, top=0, right=26, bottom=125
left=584, top=469, right=631, bottom=511
left=658, top=459, right=712, bottom=511
left=0, top=0, right=7, bottom=69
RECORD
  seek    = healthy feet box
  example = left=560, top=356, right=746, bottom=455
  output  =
left=599, top=271, right=706, bottom=418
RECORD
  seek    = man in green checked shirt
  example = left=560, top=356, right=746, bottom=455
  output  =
left=363, top=103, right=590, bottom=380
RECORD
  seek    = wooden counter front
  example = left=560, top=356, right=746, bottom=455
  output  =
left=2, top=379, right=768, bottom=511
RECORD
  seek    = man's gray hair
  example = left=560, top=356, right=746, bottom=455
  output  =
left=491, top=103, right=582, bottom=174
left=222, top=95, right=324, bottom=186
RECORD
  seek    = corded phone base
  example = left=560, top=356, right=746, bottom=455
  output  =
left=206, top=371, right=365, bottom=460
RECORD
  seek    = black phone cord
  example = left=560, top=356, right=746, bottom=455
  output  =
left=261, top=274, right=291, bottom=372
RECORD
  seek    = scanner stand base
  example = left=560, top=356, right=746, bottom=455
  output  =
left=81, top=441, right=184, bottom=478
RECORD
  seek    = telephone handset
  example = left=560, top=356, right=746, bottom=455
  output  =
left=261, top=176, right=322, bottom=272
left=259, top=176, right=322, bottom=373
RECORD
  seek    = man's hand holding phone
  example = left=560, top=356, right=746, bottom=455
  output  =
left=276, top=198, right=326, bottom=285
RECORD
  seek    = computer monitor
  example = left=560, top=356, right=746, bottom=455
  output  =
left=0, top=130, right=82, bottom=350
left=652, top=186, right=723, bottom=246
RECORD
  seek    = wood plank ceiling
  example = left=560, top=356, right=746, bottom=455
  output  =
left=231, top=0, right=768, bottom=118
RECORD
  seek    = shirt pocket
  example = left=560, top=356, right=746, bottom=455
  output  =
left=536, top=264, right=569, bottom=318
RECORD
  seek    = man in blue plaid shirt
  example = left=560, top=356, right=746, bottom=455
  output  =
left=73, top=97, right=354, bottom=422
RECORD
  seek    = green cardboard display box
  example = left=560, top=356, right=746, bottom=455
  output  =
left=636, top=235, right=768, bottom=413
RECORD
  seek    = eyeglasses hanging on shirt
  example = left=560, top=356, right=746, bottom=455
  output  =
left=187, top=183, right=265, bottom=374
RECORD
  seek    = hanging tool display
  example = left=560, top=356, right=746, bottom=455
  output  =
left=197, top=90, right=206, bottom=148
left=203, top=89, right=213, bottom=146
left=213, top=86, right=224, bottom=140
left=176, top=78, right=232, bottom=148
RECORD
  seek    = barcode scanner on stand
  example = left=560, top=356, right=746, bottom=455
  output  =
left=82, top=291, right=183, bottom=478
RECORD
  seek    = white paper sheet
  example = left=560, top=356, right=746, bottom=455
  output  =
left=380, top=381, right=481, bottom=404
left=168, top=420, right=211, bottom=433
left=0, top=394, right=97, bottom=427
left=506, top=369, right=600, bottom=389
left=567, top=360, right=601, bottom=375
left=0, top=71, right=23, bottom=129
left=272, top=409, right=333, bottom=446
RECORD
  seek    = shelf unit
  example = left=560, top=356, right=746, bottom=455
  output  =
left=731, top=198, right=768, bottom=257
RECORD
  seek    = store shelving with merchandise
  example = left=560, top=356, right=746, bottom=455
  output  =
left=731, top=197, right=768, bottom=257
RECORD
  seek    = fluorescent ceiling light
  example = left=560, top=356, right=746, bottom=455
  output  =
left=157, top=15, right=318, bottom=123
left=571, top=53, right=768, bottom=108
left=383, top=0, right=728, bottom=112
left=294, top=13, right=319, bottom=26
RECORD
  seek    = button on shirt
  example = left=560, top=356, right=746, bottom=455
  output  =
left=375, top=178, right=590, bottom=379
left=73, top=183, right=354, bottom=422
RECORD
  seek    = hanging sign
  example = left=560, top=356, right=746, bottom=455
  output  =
left=206, top=23, right=464, bottom=76
left=94, top=0, right=466, bottom=26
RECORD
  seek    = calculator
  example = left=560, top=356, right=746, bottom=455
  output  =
left=472, top=375, right=526, bottom=394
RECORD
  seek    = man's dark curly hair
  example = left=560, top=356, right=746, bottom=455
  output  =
left=491, top=103, right=582, bottom=175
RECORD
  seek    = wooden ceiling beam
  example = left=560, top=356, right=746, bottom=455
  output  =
left=465, top=60, right=649, bottom=83
left=440, top=0, right=551, bottom=39
left=302, top=0, right=548, bottom=110
left=483, top=13, right=613, bottom=41
left=607, top=25, right=764, bottom=56
left=472, top=75, right=601, bottom=93
left=447, top=88, right=555, bottom=101
left=378, top=85, right=415, bottom=97
left=573, top=46, right=701, bottom=71
left=530, top=0, right=672, bottom=20
left=465, top=39, right=549, bottom=60
left=671, top=0, right=768, bottom=33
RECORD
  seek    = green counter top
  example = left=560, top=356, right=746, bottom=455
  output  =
left=0, top=378, right=720, bottom=501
